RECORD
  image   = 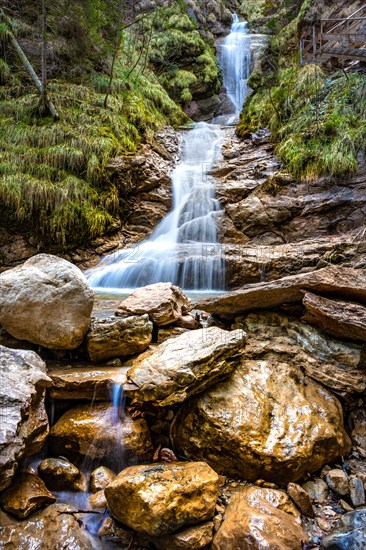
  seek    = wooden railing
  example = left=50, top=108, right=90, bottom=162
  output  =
left=300, top=4, right=366, bottom=64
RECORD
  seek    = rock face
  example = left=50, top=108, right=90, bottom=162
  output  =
left=235, top=312, right=366, bottom=395
left=124, top=327, right=246, bottom=406
left=115, top=283, right=191, bottom=326
left=0, top=254, right=94, bottom=349
left=0, top=474, right=56, bottom=519
left=196, top=266, right=366, bottom=317
left=49, top=403, right=153, bottom=466
left=212, top=486, right=305, bottom=550
left=47, top=363, right=129, bottom=401
left=302, top=292, right=366, bottom=343
left=105, top=462, right=219, bottom=537
left=0, top=346, right=50, bottom=491
left=85, top=315, right=153, bottom=362
left=172, top=360, right=351, bottom=483
left=0, top=503, right=94, bottom=549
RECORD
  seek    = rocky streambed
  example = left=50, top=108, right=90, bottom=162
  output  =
left=0, top=253, right=365, bottom=549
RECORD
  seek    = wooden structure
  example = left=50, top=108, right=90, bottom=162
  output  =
left=300, top=4, right=366, bottom=64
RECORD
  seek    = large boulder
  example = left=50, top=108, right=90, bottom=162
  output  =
left=172, top=360, right=351, bottom=483
left=0, top=346, right=51, bottom=491
left=0, top=254, right=94, bottom=349
left=302, top=292, right=366, bottom=343
left=196, top=266, right=366, bottom=317
left=105, top=462, right=219, bottom=537
left=49, top=403, right=153, bottom=467
left=0, top=503, right=93, bottom=549
left=85, top=315, right=153, bottom=362
left=115, top=283, right=191, bottom=326
left=235, top=312, right=366, bottom=395
left=212, top=486, right=305, bottom=550
left=124, top=327, right=246, bottom=406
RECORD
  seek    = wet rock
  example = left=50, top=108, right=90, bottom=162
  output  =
left=150, top=521, right=214, bottom=549
left=349, top=408, right=366, bottom=454
left=0, top=474, right=55, bottom=519
left=85, top=315, right=153, bottom=362
left=88, top=490, right=107, bottom=510
left=349, top=476, right=365, bottom=507
left=124, top=327, right=246, bottom=406
left=175, top=315, right=200, bottom=329
left=47, top=363, right=129, bottom=400
left=172, top=360, right=351, bottom=483
left=98, top=516, right=150, bottom=547
left=49, top=403, right=153, bottom=466
left=105, top=462, right=219, bottom=536
left=212, top=486, right=305, bottom=550
left=236, top=312, right=366, bottom=395
left=0, top=346, right=50, bottom=491
left=326, top=470, right=350, bottom=497
left=38, top=458, right=83, bottom=492
left=302, top=292, right=366, bottom=343
left=303, top=478, right=329, bottom=502
left=287, top=482, right=315, bottom=518
left=90, top=466, right=116, bottom=493
left=0, top=503, right=93, bottom=549
left=115, top=283, right=191, bottom=326
left=0, top=254, right=94, bottom=349
left=321, top=508, right=366, bottom=549
left=196, top=266, right=366, bottom=317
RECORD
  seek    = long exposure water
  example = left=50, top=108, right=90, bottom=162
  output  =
left=86, top=13, right=252, bottom=293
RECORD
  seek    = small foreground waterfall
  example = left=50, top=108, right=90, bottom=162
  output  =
left=86, top=13, right=251, bottom=292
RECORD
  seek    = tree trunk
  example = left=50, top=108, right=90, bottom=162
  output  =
left=0, top=8, right=59, bottom=119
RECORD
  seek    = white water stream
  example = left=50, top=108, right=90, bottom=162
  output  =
left=86, top=13, right=252, bottom=292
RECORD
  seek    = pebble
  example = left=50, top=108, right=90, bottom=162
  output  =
left=349, top=475, right=365, bottom=507
left=326, top=469, right=350, bottom=496
left=287, top=482, right=315, bottom=518
left=340, top=499, right=354, bottom=512
left=317, top=518, right=332, bottom=532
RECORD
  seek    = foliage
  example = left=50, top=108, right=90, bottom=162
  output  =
left=238, top=64, right=366, bottom=179
left=0, top=54, right=186, bottom=249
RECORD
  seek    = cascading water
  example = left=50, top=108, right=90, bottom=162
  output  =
left=221, top=13, right=251, bottom=118
left=86, top=13, right=252, bottom=293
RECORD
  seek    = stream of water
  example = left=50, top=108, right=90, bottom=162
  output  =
left=86, top=13, right=252, bottom=293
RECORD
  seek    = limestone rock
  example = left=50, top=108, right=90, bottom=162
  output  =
left=38, top=458, right=83, bottom=492
left=124, top=327, right=246, bottom=406
left=326, top=470, right=350, bottom=496
left=321, top=508, right=366, bottom=549
left=47, top=363, right=129, bottom=400
left=0, top=254, right=94, bottom=349
left=88, top=490, right=107, bottom=510
left=303, top=478, right=329, bottom=502
left=212, top=486, right=305, bottom=550
left=0, top=503, right=93, bottom=549
left=85, top=315, right=153, bottom=362
left=302, top=292, right=366, bottom=343
left=172, top=361, right=351, bottom=483
left=287, top=482, right=315, bottom=518
left=115, top=283, right=191, bottom=326
left=150, top=521, right=214, bottom=549
left=0, top=346, right=51, bottom=491
left=0, top=474, right=55, bottom=519
left=236, top=312, right=366, bottom=395
left=349, top=476, right=365, bottom=507
left=105, top=462, right=220, bottom=536
left=196, top=266, right=366, bottom=317
left=90, top=466, right=116, bottom=493
left=49, top=403, right=153, bottom=466
left=175, top=315, right=200, bottom=330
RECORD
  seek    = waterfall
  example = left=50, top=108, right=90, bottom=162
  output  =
left=86, top=14, right=252, bottom=292
left=221, top=13, right=251, bottom=115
